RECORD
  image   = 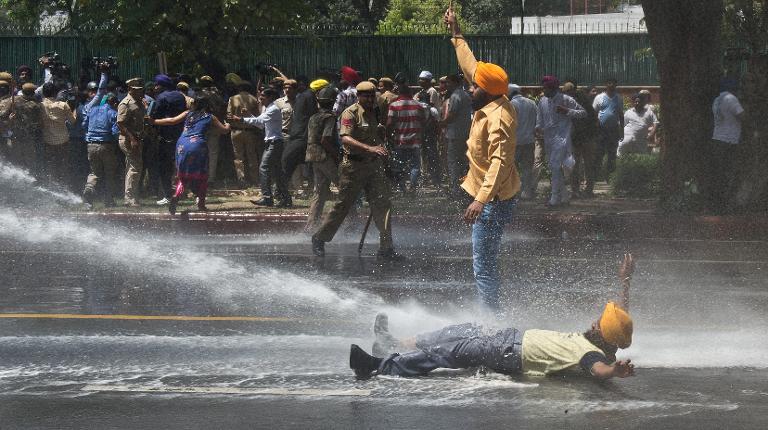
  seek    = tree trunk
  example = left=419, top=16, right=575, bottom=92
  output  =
left=641, top=0, right=723, bottom=209
left=733, top=53, right=768, bottom=210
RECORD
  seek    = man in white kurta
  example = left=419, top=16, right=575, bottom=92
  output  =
left=536, top=76, right=586, bottom=206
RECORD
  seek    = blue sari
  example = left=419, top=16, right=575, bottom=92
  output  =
left=173, top=111, right=213, bottom=199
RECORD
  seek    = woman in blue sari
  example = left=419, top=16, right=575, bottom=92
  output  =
left=152, top=95, right=230, bottom=214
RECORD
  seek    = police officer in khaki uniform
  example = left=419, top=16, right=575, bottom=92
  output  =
left=311, top=81, right=401, bottom=260
left=227, top=81, right=263, bottom=188
left=117, top=78, right=146, bottom=207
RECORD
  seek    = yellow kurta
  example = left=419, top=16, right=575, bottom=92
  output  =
left=521, top=329, right=604, bottom=376
left=451, top=36, right=520, bottom=204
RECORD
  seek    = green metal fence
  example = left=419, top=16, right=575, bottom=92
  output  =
left=0, top=34, right=658, bottom=86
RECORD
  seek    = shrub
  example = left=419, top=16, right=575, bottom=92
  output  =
left=609, top=153, right=661, bottom=198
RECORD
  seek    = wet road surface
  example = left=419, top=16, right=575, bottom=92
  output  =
left=2, top=220, right=768, bottom=429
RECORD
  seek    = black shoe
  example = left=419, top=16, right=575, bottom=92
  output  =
left=276, top=197, right=293, bottom=208
left=372, top=313, right=400, bottom=357
left=251, top=197, right=274, bottom=207
left=349, top=344, right=382, bottom=380
left=377, top=248, right=405, bottom=262
left=311, top=236, right=325, bottom=257
left=169, top=196, right=178, bottom=215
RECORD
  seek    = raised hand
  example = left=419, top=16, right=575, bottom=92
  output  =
left=618, top=253, right=634, bottom=280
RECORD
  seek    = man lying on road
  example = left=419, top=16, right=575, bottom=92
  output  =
left=350, top=254, right=636, bottom=381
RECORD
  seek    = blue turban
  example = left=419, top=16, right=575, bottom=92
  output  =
left=154, top=74, right=174, bottom=89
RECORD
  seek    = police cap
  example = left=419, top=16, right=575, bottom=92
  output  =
left=355, top=81, right=376, bottom=93
left=126, top=78, right=145, bottom=90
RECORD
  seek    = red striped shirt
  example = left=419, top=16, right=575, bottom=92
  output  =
left=388, top=97, right=425, bottom=146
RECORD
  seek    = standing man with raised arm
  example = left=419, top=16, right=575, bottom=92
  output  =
left=444, top=7, right=520, bottom=314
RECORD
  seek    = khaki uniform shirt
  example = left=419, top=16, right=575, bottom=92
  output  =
left=451, top=36, right=520, bottom=204
left=306, top=109, right=336, bottom=162
left=228, top=92, right=261, bottom=130
left=377, top=91, right=398, bottom=120
left=274, top=96, right=293, bottom=139
left=117, top=93, right=146, bottom=144
left=0, top=95, right=12, bottom=135
left=12, top=96, right=42, bottom=140
left=41, top=98, right=73, bottom=146
left=339, top=103, right=382, bottom=156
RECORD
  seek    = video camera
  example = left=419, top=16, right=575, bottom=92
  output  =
left=90, top=56, right=119, bottom=72
left=255, top=62, right=279, bottom=75
left=39, top=52, right=71, bottom=78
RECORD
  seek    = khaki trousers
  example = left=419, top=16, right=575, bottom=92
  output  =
left=313, top=157, right=393, bottom=250
left=307, top=158, right=339, bottom=230
left=231, top=129, right=262, bottom=184
left=119, top=138, right=143, bottom=203
left=84, top=143, right=118, bottom=201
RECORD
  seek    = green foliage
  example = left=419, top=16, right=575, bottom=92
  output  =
left=457, top=0, right=519, bottom=34
left=305, top=0, right=390, bottom=33
left=0, top=0, right=310, bottom=75
left=377, top=0, right=456, bottom=35
left=609, top=153, right=661, bottom=198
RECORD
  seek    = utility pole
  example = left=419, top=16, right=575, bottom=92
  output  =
left=520, top=0, right=525, bottom=35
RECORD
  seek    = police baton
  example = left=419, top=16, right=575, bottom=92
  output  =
left=358, top=212, right=373, bottom=254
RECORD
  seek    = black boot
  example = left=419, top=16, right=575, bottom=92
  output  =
left=372, top=313, right=400, bottom=357
left=349, top=344, right=382, bottom=380
left=377, top=248, right=405, bottom=262
left=251, top=197, right=274, bottom=207
left=169, top=196, right=178, bottom=215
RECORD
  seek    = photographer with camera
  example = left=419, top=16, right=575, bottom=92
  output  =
left=70, top=58, right=112, bottom=192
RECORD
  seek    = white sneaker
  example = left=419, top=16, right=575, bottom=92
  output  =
left=156, top=198, right=170, bottom=205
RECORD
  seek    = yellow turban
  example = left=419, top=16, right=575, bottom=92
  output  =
left=310, top=79, right=329, bottom=92
left=599, top=302, right=633, bottom=349
left=474, top=61, right=509, bottom=97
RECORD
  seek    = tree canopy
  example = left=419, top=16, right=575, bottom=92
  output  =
left=0, top=0, right=310, bottom=76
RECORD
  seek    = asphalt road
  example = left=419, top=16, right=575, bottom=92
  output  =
left=1, top=218, right=768, bottom=429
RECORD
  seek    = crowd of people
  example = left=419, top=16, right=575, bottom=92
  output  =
left=0, top=52, right=662, bottom=215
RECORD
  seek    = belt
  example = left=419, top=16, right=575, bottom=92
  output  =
left=265, top=138, right=283, bottom=144
left=86, top=140, right=116, bottom=144
left=345, top=153, right=377, bottom=162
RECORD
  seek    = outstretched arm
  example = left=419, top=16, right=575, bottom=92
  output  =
left=618, top=253, right=634, bottom=311
left=444, top=7, right=477, bottom=86
left=591, top=359, right=635, bottom=380
left=211, top=115, right=230, bottom=133
left=151, top=110, right=188, bottom=126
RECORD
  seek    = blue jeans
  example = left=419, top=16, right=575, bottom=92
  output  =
left=259, top=139, right=289, bottom=200
left=391, top=147, right=421, bottom=190
left=472, top=198, right=517, bottom=311
left=379, top=323, right=523, bottom=377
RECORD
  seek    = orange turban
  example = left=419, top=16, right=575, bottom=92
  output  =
left=599, top=302, right=633, bottom=349
left=474, top=61, right=508, bottom=96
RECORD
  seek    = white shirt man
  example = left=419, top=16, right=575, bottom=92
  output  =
left=712, top=90, right=744, bottom=144
left=537, top=83, right=586, bottom=206
left=509, top=84, right=538, bottom=199
left=618, top=95, right=658, bottom=156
